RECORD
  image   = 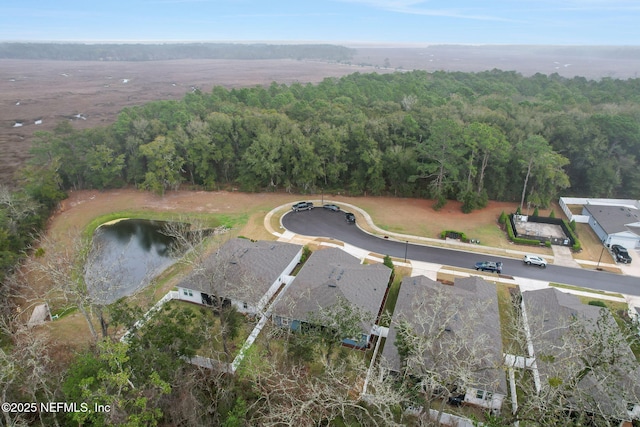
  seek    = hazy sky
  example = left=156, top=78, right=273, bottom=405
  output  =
left=1, top=0, right=638, bottom=45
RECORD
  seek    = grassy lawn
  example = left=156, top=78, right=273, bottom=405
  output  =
left=247, top=322, right=371, bottom=374
left=572, top=223, right=615, bottom=262
left=496, top=284, right=525, bottom=355
left=379, top=265, right=411, bottom=327
left=550, top=283, right=624, bottom=298
left=566, top=205, right=584, bottom=215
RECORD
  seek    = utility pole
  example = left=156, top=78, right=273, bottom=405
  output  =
left=596, top=246, right=605, bottom=270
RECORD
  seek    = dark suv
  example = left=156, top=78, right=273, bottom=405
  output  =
left=611, top=244, right=632, bottom=264
left=292, top=201, right=314, bottom=212
left=474, top=261, right=503, bottom=274
left=345, top=212, right=356, bottom=224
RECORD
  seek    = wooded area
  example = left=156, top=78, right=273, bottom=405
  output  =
left=24, top=70, right=640, bottom=210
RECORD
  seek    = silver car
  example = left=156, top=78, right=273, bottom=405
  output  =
left=523, top=254, right=547, bottom=267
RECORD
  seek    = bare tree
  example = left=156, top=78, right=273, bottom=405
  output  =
left=244, top=351, right=406, bottom=426
left=26, top=230, right=105, bottom=340
left=0, top=324, right=62, bottom=427
left=393, top=284, right=500, bottom=422
left=505, top=290, right=640, bottom=426
left=306, top=295, right=374, bottom=365
left=162, top=222, right=265, bottom=363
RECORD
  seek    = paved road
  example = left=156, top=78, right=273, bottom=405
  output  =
left=282, top=208, right=640, bottom=296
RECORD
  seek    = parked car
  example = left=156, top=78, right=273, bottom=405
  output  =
left=523, top=254, right=547, bottom=267
left=611, top=244, right=632, bottom=264
left=291, top=201, right=313, bottom=212
left=323, top=204, right=340, bottom=212
left=345, top=212, right=356, bottom=224
left=447, top=394, right=465, bottom=407
left=474, top=261, right=503, bottom=274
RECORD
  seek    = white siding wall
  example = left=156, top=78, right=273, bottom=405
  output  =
left=464, top=388, right=505, bottom=412
left=177, top=287, right=202, bottom=304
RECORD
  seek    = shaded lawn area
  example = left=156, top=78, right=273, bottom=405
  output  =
left=379, top=265, right=411, bottom=327
left=247, top=322, right=372, bottom=375
left=164, top=300, right=255, bottom=362
left=496, top=283, right=525, bottom=355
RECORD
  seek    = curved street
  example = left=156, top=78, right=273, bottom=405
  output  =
left=280, top=207, right=640, bottom=297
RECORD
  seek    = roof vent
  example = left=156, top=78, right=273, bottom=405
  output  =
left=328, top=283, right=337, bottom=288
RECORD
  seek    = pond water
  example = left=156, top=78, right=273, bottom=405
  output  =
left=85, top=219, right=179, bottom=304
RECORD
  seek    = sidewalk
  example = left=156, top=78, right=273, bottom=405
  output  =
left=264, top=202, right=639, bottom=312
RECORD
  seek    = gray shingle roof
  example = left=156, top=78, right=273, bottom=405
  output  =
left=382, top=275, right=507, bottom=394
left=272, top=247, right=391, bottom=326
left=522, top=288, right=640, bottom=418
left=584, top=204, right=640, bottom=235
left=177, top=238, right=302, bottom=305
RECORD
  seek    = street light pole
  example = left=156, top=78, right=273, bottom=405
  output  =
left=404, top=241, right=408, bottom=262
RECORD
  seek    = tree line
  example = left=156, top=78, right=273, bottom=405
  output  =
left=0, top=42, right=354, bottom=61
left=25, top=69, right=640, bottom=213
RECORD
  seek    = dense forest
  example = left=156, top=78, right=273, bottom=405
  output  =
left=0, top=42, right=354, bottom=61
left=25, top=69, right=640, bottom=212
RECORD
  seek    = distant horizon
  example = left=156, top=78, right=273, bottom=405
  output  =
left=2, top=40, right=639, bottom=48
left=2, top=1, right=639, bottom=46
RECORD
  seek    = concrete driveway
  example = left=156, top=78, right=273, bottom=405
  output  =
left=619, top=248, right=640, bottom=276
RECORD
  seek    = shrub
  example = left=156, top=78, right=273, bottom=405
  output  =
left=498, top=211, right=508, bottom=224
left=588, top=300, right=607, bottom=308
left=549, top=210, right=556, bottom=218
left=533, top=207, right=539, bottom=217
left=383, top=254, right=394, bottom=271
left=562, top=219, right=582, bottom=252
left=300, top=246, right=312, bottom=263
left=569, top=219, right=576, bottom=232
left=441, top=230, right=468, bottom=242
left=433, top=195, right=447, bottom=211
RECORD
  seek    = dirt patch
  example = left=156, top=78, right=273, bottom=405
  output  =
left=50, top=190, right=519, bottom=242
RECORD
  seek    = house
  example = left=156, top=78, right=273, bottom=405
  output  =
left=381, top=275, right=507, bottom=412
left=176, top=238, right=302, bottom=315
left=522, top=288, right=640, bottom=422
left=271, top=247, right=392, bottom=348
left=581, top=204, right=640, bottom=250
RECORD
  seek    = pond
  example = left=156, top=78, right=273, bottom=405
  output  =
left=85, top=219, right=181, bottom=304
